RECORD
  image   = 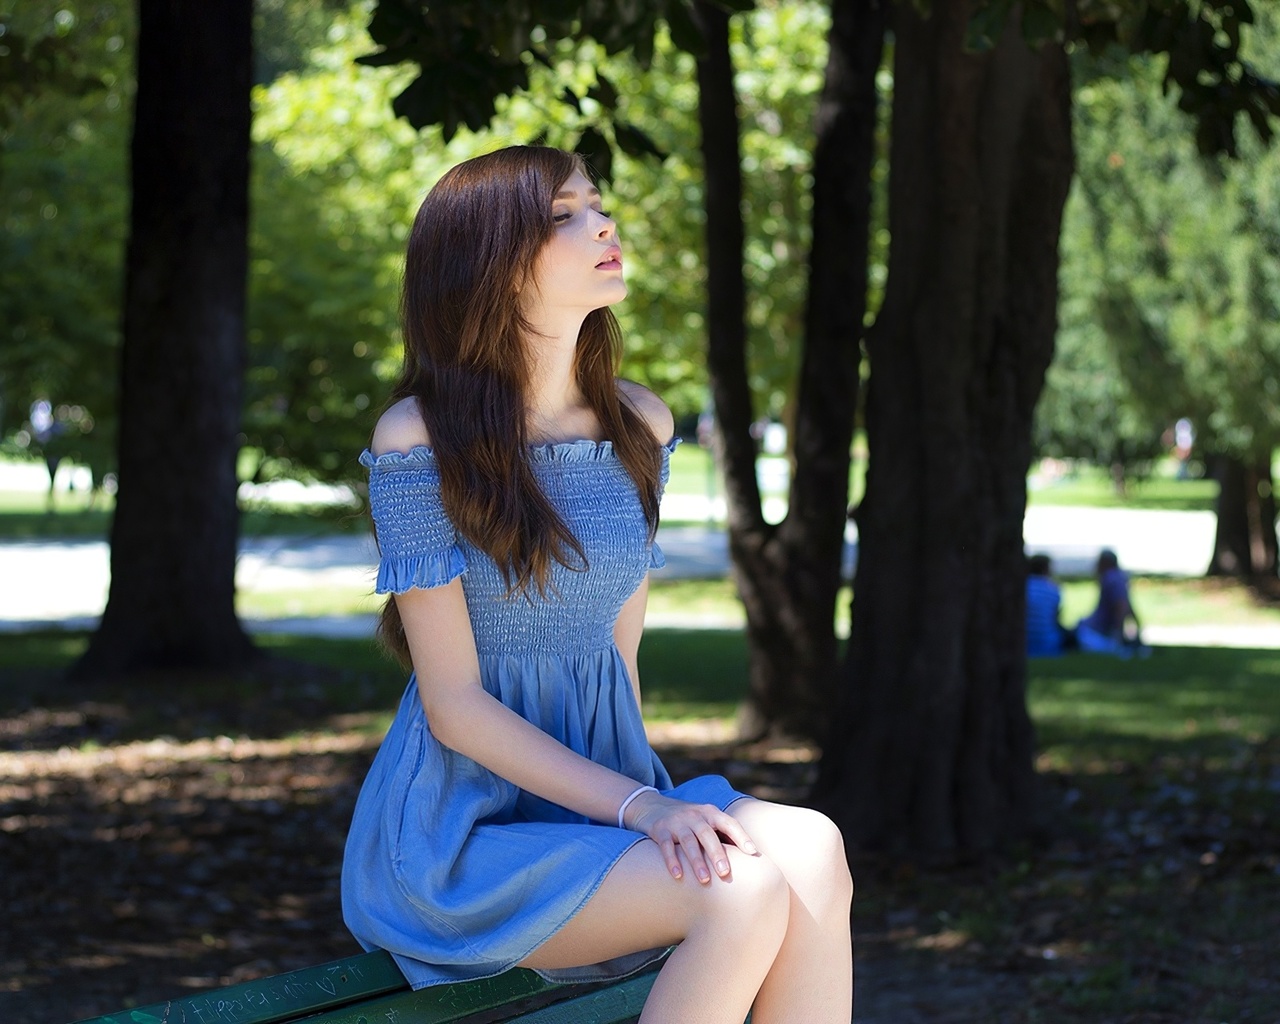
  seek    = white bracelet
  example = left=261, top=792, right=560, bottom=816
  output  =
left=617, top=785, right=658, bottom=829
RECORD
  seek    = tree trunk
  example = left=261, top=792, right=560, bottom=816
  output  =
left=815, top=1, right=1075, bottom=856
left=1208, top=454, right=1279, bottom=578
left=74, top=0, right=256, bottom=678
left=694, top=0, right=887, bottom=740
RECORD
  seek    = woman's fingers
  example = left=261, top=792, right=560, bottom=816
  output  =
left=657, top=834, right=684, bottom=881
left=676, top=825, right=715, bottom=883
left=713, top=808, right=759, bottom=857
left=630, top=796, right=759, bottom=883
left=690, top=821, right=731, bottom=879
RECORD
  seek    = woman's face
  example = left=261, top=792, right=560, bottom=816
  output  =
left=527, top=169, right=626, bottom=315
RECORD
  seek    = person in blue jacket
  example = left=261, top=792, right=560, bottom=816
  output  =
left=1025, top=553, right=1071, bottom=657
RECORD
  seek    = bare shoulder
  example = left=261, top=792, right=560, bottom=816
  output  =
left=371, top=395, right=431, bottom=455
left=617, top=379, right=675, bottom=445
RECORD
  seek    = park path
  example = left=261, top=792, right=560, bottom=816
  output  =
left=2, top=492, right=1279, bottom=647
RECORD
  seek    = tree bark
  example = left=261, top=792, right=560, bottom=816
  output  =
left=1208, top=454, right=1279, bottom=578
left=815, top=0, right=1075, bottom=856
left=694, top=0, right=887, bottom=740
left=74, top=0, right=256, bottom=678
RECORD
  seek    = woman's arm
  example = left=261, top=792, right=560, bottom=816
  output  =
left=396, top=579, right=756, bottom=882
left=613, top=575, right=649, bottom=710
left=612, top=378, right=669, bottom=707
left=396, top=579, right=641, bottom=824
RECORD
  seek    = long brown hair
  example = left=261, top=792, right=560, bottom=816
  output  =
left=376, top=146, right=663, bottom=663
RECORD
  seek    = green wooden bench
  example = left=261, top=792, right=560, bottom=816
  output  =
left=71, top=948, right=677, bottom=1024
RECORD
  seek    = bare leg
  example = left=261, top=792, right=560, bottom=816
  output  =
left=520, top=839, right=790, bottom=1024
left=730, top=799, right=854, bottom=1024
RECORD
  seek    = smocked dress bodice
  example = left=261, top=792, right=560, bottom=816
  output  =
left=341, top=437, right=744, bottom=990
left=362, top=439, right=666, bottom=656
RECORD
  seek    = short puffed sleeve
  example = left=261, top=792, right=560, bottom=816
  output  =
left=360, top=448, right=467, bottom=593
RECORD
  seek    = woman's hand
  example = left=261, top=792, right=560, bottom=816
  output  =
left=624, top=792, right=759, bottom=884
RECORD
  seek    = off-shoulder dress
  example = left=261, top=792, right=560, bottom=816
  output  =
left=341, top=438, right=746, bottom=989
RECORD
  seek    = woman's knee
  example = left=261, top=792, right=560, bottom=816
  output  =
left=739, top=803, right=854, bottom=911
left=695, top=845, right=791, bottom=938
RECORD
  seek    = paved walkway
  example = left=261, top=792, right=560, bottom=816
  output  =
left=2, top=487, right=1279, bottom=647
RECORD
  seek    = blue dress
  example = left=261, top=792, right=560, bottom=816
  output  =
left=341, top=437, right=746, bottom=989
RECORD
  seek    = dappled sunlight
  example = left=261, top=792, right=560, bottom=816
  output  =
left=911, top=928, right=973, bottom=952
left=0, top=720, right=373, bottom=1018
left=1029, top=648, right=1280, bottom=771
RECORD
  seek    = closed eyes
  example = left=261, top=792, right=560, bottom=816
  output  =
left=552, top=208, right=612, bottom=223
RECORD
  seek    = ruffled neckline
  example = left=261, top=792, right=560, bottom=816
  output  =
left=360, top=435, right=679, bottom=469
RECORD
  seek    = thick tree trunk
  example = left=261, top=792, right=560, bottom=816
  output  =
left=74, top=0, right=256, bottom=678
left=1208, top=454, right=1278, bottom=578
left=694, top=0, right=887, bottom=740
left=815, top=1, right=1075, bottom=856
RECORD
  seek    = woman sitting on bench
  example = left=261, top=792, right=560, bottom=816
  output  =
left=341, top=146, right=854, bottom=1024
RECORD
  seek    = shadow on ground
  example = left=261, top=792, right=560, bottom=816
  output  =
left=2, top=653, right=1278, bottom=1023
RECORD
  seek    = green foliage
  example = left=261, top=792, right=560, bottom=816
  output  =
left=0, top=2, right=129, bottom=482
left=1, top=2, right=828, bottom=485
left=1047, top=25, right=1280, bottom=467
left=350, top=3, right=826, bottom=421
left=357, top=0, right=753, bottom=149
left=0, top=2, right=119, bottom=125
left=244, top=15, right=418, bottom=483
left=1076, top=0, right=1280, bottom=157
left=252, top=0, right=351, bottom=86
left=959, top=0, right=1280, bottom=155
left=735, top=2, right=827, bottom=417
left=526, top=3, right=827, bottom=419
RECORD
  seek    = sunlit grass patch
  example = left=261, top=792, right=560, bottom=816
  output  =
left=646, top=576, right=742, bottom=624
left=1028, top=648, right=1280, bottom=770
left=237, top=586, right=380, bottom=620
left=637, top=628, right=748, bottom=721
left=1028, top=463, right=1219, bottom=511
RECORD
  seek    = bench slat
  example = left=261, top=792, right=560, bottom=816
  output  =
left=291, top=963, right=662, bottom=1024
left=70, top=951, right=409, bottom=1024
left=68, top=952, right=683, bottom=1024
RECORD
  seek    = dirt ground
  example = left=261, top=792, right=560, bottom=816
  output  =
left=2, top=663, right=1276, bottom=1023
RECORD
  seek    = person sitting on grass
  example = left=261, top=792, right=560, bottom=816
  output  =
left=1076, top=548, right=1147, bottom=656
left=1025, top=553, right=1072, bottom=657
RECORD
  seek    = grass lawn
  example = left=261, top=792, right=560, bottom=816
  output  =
left=3, top=607, right=1276, bottom=743
left=1028, top=464, right=1220, bottom=512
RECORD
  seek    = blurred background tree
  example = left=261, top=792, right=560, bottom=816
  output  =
left=3, top=0, right=1277, bottom=852
left=1, top=1, right=825, bottom=488
left=0, top=2, right=129, bottom=489
left=1042, top=3, right=1280, bottom=576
